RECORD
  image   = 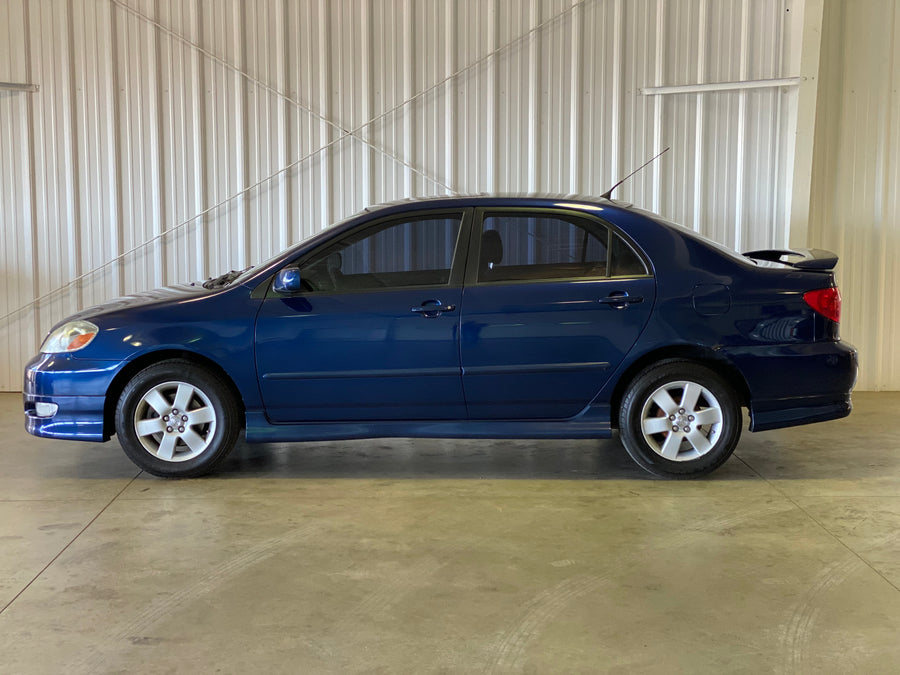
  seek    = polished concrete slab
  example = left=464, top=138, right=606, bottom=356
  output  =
left=1, top=391, right=899, bottom=673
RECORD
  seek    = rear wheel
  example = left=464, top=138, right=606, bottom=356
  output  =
left=115, top=360, right=240, bottom=477
left=618, top=360, right=741, bottom=478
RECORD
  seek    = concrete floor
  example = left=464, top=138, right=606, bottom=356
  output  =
left=1, top=392, right=900, bottom=673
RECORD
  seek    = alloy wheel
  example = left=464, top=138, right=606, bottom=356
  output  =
left=132, top=380, right=218, bottom=462
left=639, top=380, right=724, bottom=462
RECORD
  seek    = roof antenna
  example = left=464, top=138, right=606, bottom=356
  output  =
left=600, top=146, right=670, bottom=200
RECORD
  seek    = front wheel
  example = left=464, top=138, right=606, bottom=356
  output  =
left=618, top=360, right=742, bottom=478
left=115, top=360, right=240, bottom=478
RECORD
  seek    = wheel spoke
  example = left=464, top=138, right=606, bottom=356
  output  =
left=686, top=429, right=713, bottom=455
left=680, top=382, right=703, bottom=413
left=650, top=389, right=679, bottom=416
left=157, top=434, right=177, bottom=461
left=181, top=430, right=207, bottom=453
left=660, top=432, right=682, bottom=460
left=172, top=383, right=194, bottom=413
left=693, top=407, right=722, bottom=426
left=187, top=406, right=215, bottom=425
left=143, top=389, right=170, bottom=416
left=642, top=416, right=672, bottom=435
left=135, top=418, right=165, bottom=437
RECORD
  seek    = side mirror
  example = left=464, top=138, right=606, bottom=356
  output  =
left=273, top=268, right=303, bottom=294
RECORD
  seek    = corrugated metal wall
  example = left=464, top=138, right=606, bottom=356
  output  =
left=2, top=0, right=807, bottom=391
left=808, top=0, right=900, bottom=391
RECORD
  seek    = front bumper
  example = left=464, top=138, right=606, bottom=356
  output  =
left=23, top=353, right=122, bottom=442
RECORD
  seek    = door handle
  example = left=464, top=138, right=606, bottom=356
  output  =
left=411, top=301, right=456, bottom=317
left=599, top=292, right=643, bottom=309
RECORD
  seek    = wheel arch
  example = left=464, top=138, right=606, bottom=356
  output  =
left=103, top=350, right=246, bottom=439
left=609, top=345, right=751, bottom=429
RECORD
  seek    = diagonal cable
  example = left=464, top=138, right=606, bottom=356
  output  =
left=1, top=0, right=589, bottom=327
left=109, top=0, right=451, bottom=192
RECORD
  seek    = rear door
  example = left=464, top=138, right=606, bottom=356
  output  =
left=460, top=208, right=655, bottom=419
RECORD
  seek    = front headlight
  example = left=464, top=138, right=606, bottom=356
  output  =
left=41, top=320, right=99, bottom=353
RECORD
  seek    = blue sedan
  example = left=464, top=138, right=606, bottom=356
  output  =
left=23, top=196, right=857, bottom=478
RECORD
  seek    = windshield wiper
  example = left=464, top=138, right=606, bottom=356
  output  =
left=200, top=267, right=251, bottom=290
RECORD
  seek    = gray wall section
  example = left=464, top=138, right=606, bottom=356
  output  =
left=808, top=0, right=900, bottom=391
left=2, top=0, right=884, bottom=391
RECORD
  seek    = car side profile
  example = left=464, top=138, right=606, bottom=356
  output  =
left=24, top=195, right=858, bottom=478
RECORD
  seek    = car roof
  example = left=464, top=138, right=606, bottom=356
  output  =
left=361, top=193, right=634, bottom=215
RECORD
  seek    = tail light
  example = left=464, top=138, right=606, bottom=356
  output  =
left=804, top=287, right=841, bottom=323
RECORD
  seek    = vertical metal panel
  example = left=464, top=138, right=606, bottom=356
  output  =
left=808, top=0, right=900, bottom=390
left=1, top=0, right=805, bottom=391
left=0, top=0, right=37, bottom=390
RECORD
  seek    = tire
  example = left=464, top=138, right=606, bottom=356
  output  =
left=618, top=360, right=741, bottom=478
left=115, top=359, right=240, bottom=478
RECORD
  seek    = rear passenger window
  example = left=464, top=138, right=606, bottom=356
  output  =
left=476, top=213, right=647, bottom=283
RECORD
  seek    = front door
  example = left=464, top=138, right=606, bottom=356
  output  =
left=255, top=211, right=469, bottom=423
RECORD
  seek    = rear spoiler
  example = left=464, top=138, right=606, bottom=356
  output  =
left=742, top=248, right=838, bottom=271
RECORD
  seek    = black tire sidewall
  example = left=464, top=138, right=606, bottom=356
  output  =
left=115, top=360, right=239, bottom=478
left=619, top=360, right=741, bottom=478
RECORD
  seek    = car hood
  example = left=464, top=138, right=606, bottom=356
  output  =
left=66, top=284, right=210, bottom=323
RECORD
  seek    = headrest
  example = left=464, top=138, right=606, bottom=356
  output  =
left=480, top=229, right=503, bottom=268
left=326, top=252, right=342, bottom=273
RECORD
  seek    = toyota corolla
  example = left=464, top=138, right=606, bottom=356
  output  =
left=24, top=195, right=858, bottom=478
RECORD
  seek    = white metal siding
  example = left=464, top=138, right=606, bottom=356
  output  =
left=1, top=0, right=38, bottom=392
left=3, top=0, right=805, bottom=391
left=809, top=0, right=900, bottom=390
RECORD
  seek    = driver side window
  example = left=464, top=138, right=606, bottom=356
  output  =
left=296, top=213, right=464, bottom=293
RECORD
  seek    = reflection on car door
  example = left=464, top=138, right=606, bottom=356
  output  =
left=460, top=209, right=656, bottom=420
left=255, top=211, right=469, bottom=423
